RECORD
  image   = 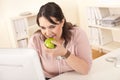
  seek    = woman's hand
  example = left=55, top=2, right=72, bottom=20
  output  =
left=43, top=40, right=67, bottom=58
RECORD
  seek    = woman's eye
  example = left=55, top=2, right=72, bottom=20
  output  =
left=49, top=25, right=55, bottom=29
left=41, top=26, right=46, bottom=29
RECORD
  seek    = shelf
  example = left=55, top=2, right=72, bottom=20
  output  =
left=91, top=41, right=120, bottom=52
left=90, top=43, right=101, bottom=50
left=89, top=25, right=120, bottom=30
left=11, top=13, right=37, bottom=48
left=17, top=35, right=28, bottom=40
left=99, top=41, right=120, bottom=51
left=87, top=2, right=120, bottom=8
left=11, top=13, right=37, bottom=20
left=87, top=7, right=120, bottom=52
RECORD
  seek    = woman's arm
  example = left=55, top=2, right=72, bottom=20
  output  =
left=64, top=28, right=92, bottom=74
left=65, top=53, right=90, bottom=74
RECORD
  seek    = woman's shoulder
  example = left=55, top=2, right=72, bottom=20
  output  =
left=70, top=27, right=86, bottom=36
left=28, top=30, right=44, bottom=49
left=69, top=26, right=87, bottom=42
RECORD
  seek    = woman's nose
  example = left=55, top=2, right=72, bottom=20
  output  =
left=45, top=29, right=52, bottom=36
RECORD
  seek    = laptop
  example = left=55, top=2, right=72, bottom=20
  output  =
left=0, top=48, right=45, bottom=80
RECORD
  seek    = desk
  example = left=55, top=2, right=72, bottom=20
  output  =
left=50, top=48, right=120, bottom=80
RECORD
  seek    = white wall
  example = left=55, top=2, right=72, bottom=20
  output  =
left=0, top=0, right=11, bottom=48
left=0, top=0, right=79, bottom=48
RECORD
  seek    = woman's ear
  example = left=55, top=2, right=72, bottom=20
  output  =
left=62, top=19, right=65, bottom=23
left=61, top=19, right=65, bottom=27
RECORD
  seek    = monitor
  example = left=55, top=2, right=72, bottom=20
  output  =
left=0, top=48, right=45, bottom=80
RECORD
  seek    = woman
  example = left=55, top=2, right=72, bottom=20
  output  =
left=28, top=2, right=92, bottom=79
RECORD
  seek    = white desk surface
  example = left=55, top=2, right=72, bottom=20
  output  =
left=50, top=48, right=120, bottom=80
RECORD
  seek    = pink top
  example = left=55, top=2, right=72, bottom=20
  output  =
left=28, top=27, right=92, bottom=78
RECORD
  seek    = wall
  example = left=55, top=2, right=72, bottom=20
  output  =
left=0, top=0, right=11, bottom=48
left=0, top=0, right=80, bottom=48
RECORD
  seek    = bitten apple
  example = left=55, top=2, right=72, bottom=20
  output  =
left=44, top=38, right=55, bottom=49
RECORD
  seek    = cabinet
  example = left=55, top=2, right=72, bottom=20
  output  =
left=11, top=14, right=39, bottom=48
left=87, top=7, right=120, bottom=53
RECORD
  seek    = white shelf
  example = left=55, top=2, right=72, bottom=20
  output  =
left=89, top=25, right=120, bottom=31
left=87, top=2, right=120, bottom=8
left=17, top=35, right=28, bottom=40
left=100, top=41, right=120, bottom=52
left=90, top=43, right=101, bottom=50
left=11, top=14, right=37, bottom=48
left=91, top=41, right=120, bottom=52
left=11, top=13, right=37, bottom=20
left=87, top=7, right=120, bottom=52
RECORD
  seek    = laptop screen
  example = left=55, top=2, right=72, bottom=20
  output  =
left=0, top=48, right=45, bottom=80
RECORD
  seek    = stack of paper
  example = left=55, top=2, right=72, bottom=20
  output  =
left=101, top=15, right=120, bottom=27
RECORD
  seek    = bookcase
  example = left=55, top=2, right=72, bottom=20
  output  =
left=11, top=14, right=39, bottom=48
left=87, top=7, right=120, bottom=53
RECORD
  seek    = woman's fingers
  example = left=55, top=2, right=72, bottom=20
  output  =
left=51, top=40, right=60, bottom=46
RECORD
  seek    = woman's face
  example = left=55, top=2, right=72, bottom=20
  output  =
left=39, top=16, right=64, bottom=41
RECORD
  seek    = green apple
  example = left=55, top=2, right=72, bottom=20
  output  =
left=44, top=38, right=55, bottom=49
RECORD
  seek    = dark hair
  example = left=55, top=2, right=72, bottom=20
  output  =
left=36, top=2, right=75, bottom=46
